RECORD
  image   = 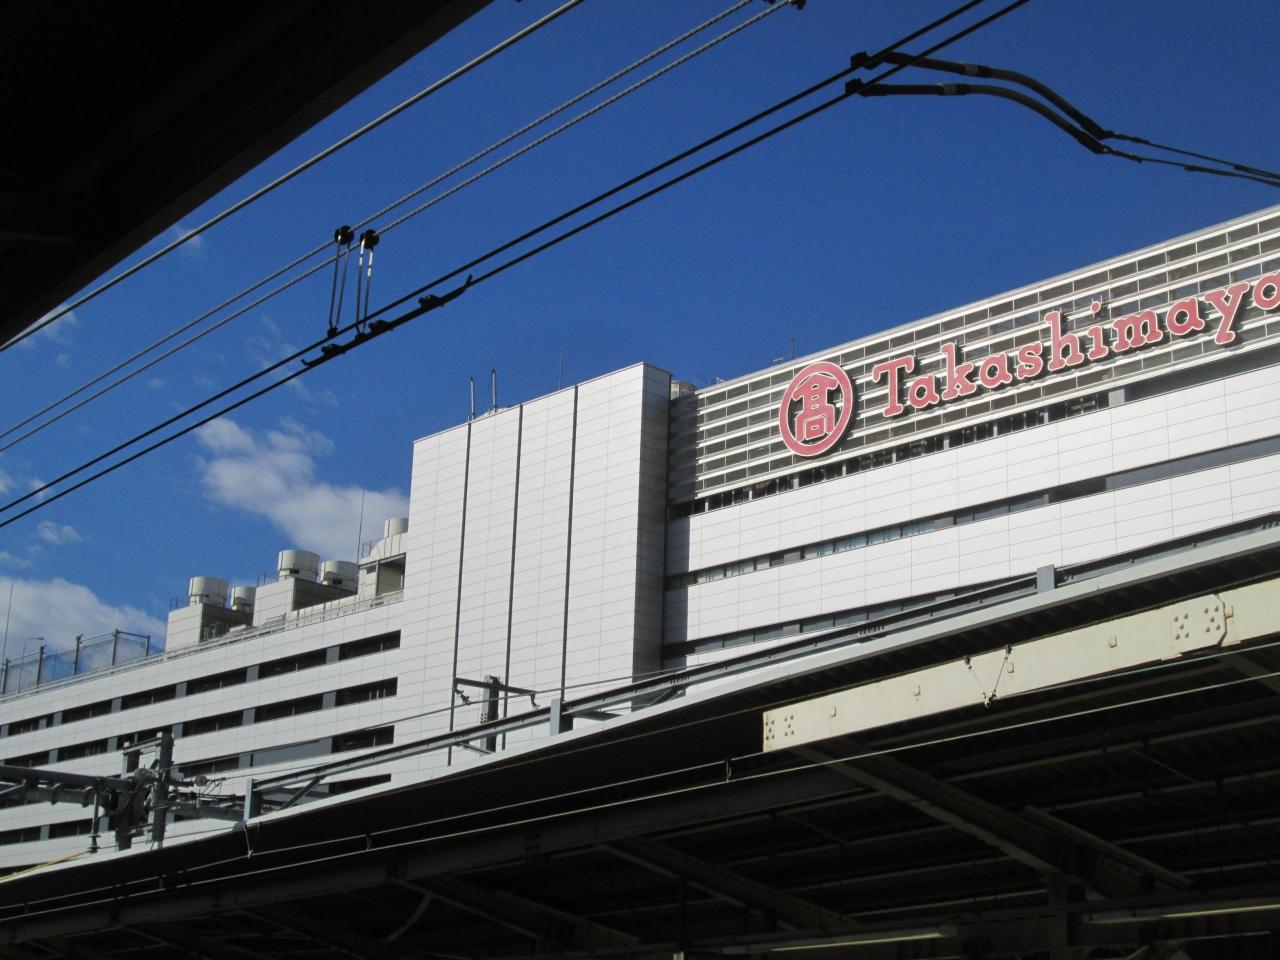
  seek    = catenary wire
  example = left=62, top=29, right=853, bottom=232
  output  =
left=0, top=0, right=780, bottom=452
left=0, top=0, right=1027, bottom=528
left=0, top=9, right=819, bottom=518
left=0, top=0, right=588, bottom=354
left=12, top=641, right=1274, bottom=917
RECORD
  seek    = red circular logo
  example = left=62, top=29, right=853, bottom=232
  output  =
left=778, top=361, right=855, bottom=457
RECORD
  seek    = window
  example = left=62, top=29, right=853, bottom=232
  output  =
left=58, top=740, right=108, bottom=761
left=5, top=751, right=49, bottom=767
left=336, top=678, right=397, bottom=707
left=255, top=694, right=324, bottom=724
left=5, top=715, right=49, bottom=736
left=188, top=668, right=247, bottom=695
left=47, top=819, right=93, bottom=838
left=338, top=632, right=400, bottom=661
left=332, top=726, right=394, bottom=753
left=122, top=686, right=176, bottom=710
left=259, top=650, right=326, bottom=679
left=61, top=700, right=113, bottom=725
left=183, top=711, right=244, bottom=737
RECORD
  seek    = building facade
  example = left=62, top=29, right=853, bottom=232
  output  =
left=2, top=203, right=1279, bottom=869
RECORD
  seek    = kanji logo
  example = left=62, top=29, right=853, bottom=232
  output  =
left=777, top=361, right=855, bottom=457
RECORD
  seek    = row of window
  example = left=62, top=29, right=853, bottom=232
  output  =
left=681, top=295, right=1275, bottom=493
left=180, top=725, right=395, bottom=780
left=691, top=215, right=1280, bottom=416
left=678, top=243, right=1280, bottom=495
left=669, top=394, right=1106, bottom=520
left=668, top=432, right=1280, bottom=591
left=665, top=580, right=1010, bottom=659
left=4, top=678, right=397, bottom=768
left=2, top=631, right=400, bottom=739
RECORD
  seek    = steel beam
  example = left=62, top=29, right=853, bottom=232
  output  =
left=797, top=744, right=1187, bottom=899
left=246, top=906, right=409, bottom=959
left=603, top=836, right=837, bottom=932
left=408, top=877, right=639, bottom=951
left=0, top=768, right=855, bottom=943
left=129, top=923, right=266, bottom=960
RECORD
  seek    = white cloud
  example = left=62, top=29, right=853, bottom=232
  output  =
left=55, top=352, right=71, bottom=369
left=0, top=551, right=29, bottom=569
left=36, top=521, right=82, bottom=545
left=168, top=223, right=207, bottom=259
left=194, top=417, right=407, bottom=560
left=0, top=576, right=165, bottom=657
left=17, top=307, right=78, bottom=350
left=248, top=316, right=338, bottom=407
left=0, top=469, right=12, bottom=496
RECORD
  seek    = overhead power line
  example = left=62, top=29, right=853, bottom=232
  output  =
left=0, top=0, right=791, bottom=453
left=0, top=0, right=588, bottom=354
left=0, top=0, right=1033, bottom=530
left=847, top=52, right=1280, bottom=188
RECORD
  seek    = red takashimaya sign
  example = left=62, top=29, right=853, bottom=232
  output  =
left=778, top=361, right=855, bottom=457
left=778, top=270, right=1280, bottom=457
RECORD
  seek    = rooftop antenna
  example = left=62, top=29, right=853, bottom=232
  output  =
left=490, top=369, right=498, bottom=413
left=1, top=580, right=12, bottom=664
left=469, top=377, right=476, bottom=421
left=354, top=490, right=366, bottom=562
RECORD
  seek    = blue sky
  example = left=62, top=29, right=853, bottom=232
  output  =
left=1, top=0, right=1277, bottom=657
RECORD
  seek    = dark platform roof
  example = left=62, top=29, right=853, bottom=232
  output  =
left=3, top=515, right=1280, bottom=959
left=1, top=0, right=491, bottom=348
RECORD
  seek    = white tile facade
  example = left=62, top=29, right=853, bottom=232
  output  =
left=4, top=206, right=1279, bottom=869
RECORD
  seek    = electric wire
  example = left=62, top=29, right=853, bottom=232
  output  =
left=0, top=0, right=780, bottom=453
left=0, top=0, right=588, bottom=354
left=9, top=646, right=1276, bottom=919
left=0, top=0, right=1008, bottom=527
left=0, top=0, right=1030, bottom=528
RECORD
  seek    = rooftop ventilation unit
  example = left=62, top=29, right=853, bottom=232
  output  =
left=320, top=560, right=358, bottom=590
left=384, top=517, right=409, bottom=538
left=277, top=549, right=320, bottom=582
left=230, top=585, right=256, bottom=614
left=188, top=577, right=228, bottom=607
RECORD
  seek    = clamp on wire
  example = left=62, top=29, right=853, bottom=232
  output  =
left=353, top=228, right=380, bottom=334
left=326, top=226, right=355, bottom=338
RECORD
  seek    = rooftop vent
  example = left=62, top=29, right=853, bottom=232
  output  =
left=188, top=577, right=229, bottom=607
left=230, top=585, right=256, bottom=614
left=320, top=560, right=358, bottom=590
left=277, top=549, right=320, bottom=582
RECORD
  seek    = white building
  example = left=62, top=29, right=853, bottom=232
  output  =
left=2, top=202, right=1279, bottom=869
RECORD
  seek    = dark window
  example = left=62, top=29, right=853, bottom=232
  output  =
left=336, top=678, right=397, bottom=707
left=183, top=711, right=244, bottom=737
left=259, top=650, right=326, bottom=679
left=61, top=700, right=113, bottom=725
left=332, top=726, right=394, bottom=753
left=47, top=819, right=93, bottom=838
left=255, top=694, right=324, bottom=724
left=328, top=774, right=391, bottom=795
left=338, top=632, right=401, bottom=661
left=5, top=715, right=49, bottom=736
left=0, top=826, right=41, bottom=846
left=5, top=751, right=49, bottom=767
left=187, top=668, right=247, bottom=695
left=122, top=686, right=176, bottom=710
left=118, top=728, right=168, bottom=750
left=181, top=756, right=240, bottom=778
left=58, top=740, right=108, bottom=761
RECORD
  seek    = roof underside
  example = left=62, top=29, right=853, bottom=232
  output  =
left=2, top=517, right=1280, bottom=959
left=0, top=0, right=491, bottom=348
